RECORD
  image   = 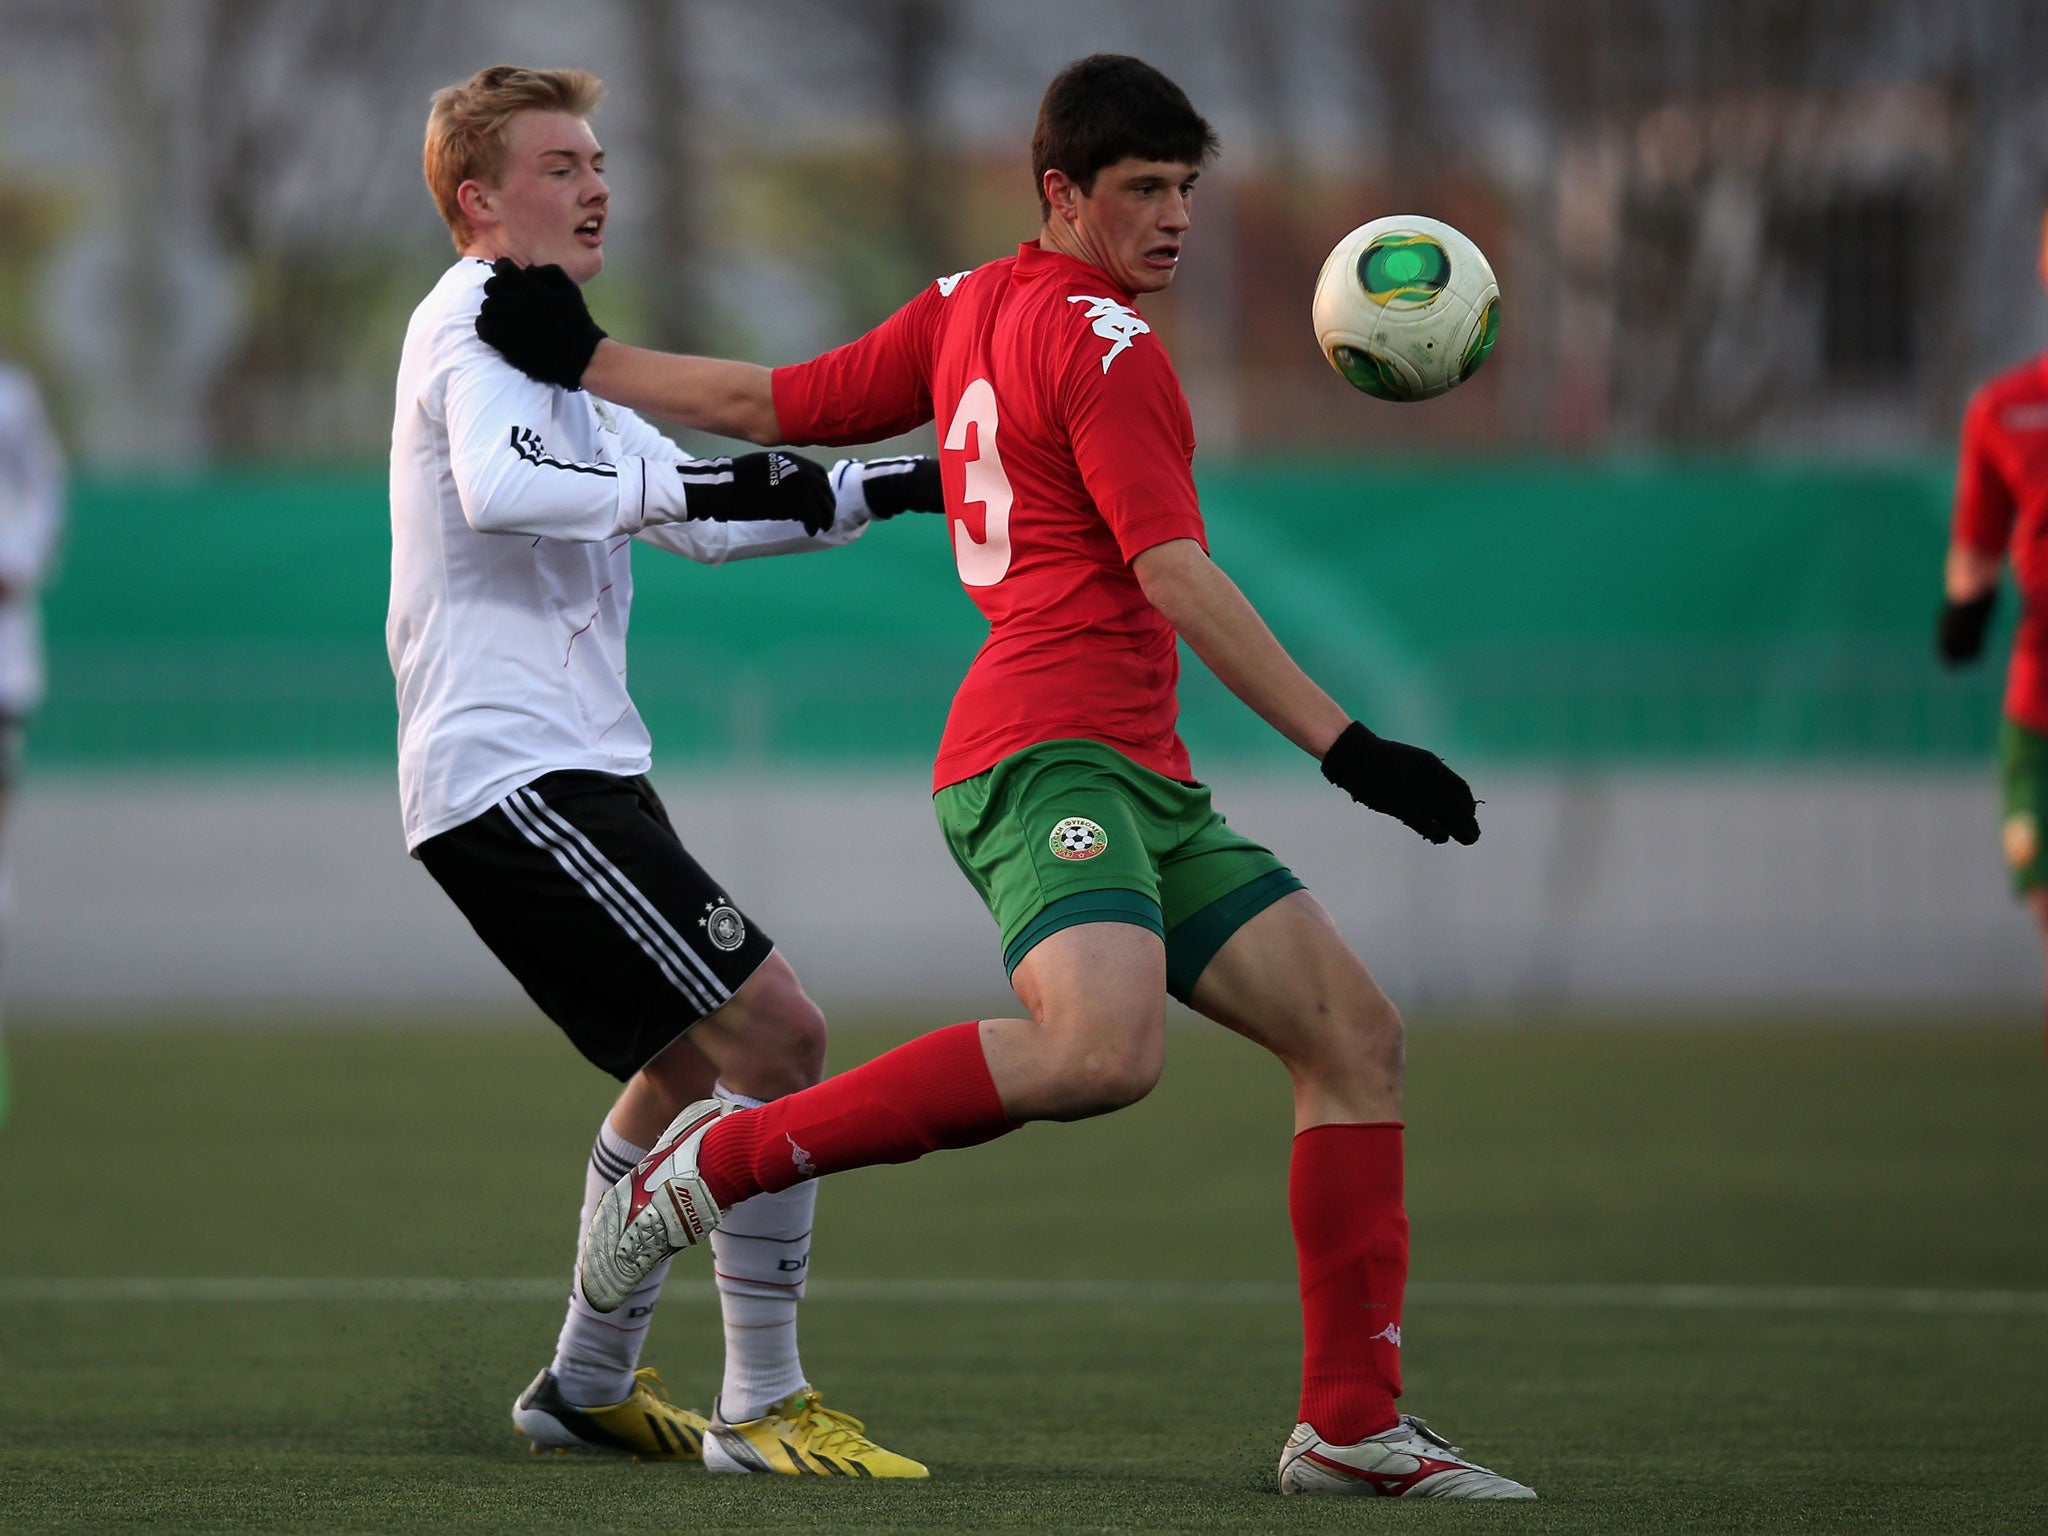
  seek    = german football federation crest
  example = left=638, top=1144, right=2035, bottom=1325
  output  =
left=700, top=898, right=747, bottom=952
left=1049, top=816, right=1109, bottom=861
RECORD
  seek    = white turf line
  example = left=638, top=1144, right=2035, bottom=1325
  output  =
left=2, top=1277, right=2046, bottom=1313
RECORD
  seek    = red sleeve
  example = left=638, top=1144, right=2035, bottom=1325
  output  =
left=1059, top=312, right=1207, bottom=564
left=771, top=285, right=940, bottom=447
left=1954, top=385, right=2017, bottom=560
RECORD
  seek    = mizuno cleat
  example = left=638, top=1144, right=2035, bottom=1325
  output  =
left=511, top=1366, right=708, bottom=1460
left=1278, top=1414, right=1535, bottom=1498
left=702, top=1387, right=929, bottom=1478
left=581, top=1097, right=733, bottom=1314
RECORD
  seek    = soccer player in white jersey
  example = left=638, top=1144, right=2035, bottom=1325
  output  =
left=391, top=66, right=930, bottom=1475
left=0, top=358, right=64, bottom=1128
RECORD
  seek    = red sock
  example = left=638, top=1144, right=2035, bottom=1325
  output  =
left=697, top=1021, right=1013, bottom=1206
left=1291, top=1121, right=1407, bottom=1443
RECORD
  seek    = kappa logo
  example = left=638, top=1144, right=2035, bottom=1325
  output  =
left=1067, top=294, right=1150, bottom=372
left=935, top=269, right=971, bottom=296
left=700, top=898, right=747, bottom=952
left=1368, top=1322, right=1403, bottom=1348
left=1050, top=816, right=1109, bottom=861
left=786, top=1134, right=817, bottom=1179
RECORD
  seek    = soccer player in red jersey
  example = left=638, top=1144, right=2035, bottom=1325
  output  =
left=476, top=54, right=1533, bottom=1498
left=1941, top=209, right=2048, bottom=1030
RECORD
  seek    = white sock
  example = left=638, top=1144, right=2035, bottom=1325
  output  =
left=550, top=1120, right=669, bottom=1408
left=711, top=1082, right=816, bottom=1421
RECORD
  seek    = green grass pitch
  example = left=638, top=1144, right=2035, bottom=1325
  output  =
left=2, top=1014, right=2044, bottom=1533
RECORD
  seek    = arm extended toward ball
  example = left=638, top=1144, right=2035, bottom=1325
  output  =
left=1133, top=537, right=1479, bottom=845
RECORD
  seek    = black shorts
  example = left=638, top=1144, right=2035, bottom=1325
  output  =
left=417, top=770, right=775, bottom=1080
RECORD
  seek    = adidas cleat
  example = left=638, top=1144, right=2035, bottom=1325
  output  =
left=703, top=1387, right=928, bottom=1478
left=511, top=1366, right=708, bottom=1460
left=581, top=1097, right=734, bottom=1313
left=1278, top=1414, right=1535, bottom=1498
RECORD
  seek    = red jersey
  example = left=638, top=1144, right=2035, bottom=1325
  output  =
left=773, top=242, right=1208, bottom=791
left=1954, top=353, right=2048, bottom=732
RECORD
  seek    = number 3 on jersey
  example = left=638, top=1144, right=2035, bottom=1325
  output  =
left=943, top=377, right=1013, bottom=586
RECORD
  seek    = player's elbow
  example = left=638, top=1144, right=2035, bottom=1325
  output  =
left=463, top=486, right=586, bottom=540
left=663, top=394, right=777, bottom=447
left=735, top=397, right=785, bottom=447
left=661, top=370, right=780, bottom=445
left=1132, top=539, right=1209, bottom=626
left=461, top=490, right=528, bottom=536
left=1945, top=544, right=2003, bottom=604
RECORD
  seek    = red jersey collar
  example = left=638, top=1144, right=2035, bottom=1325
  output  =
left=1013, top=239, right=1134, bottom=302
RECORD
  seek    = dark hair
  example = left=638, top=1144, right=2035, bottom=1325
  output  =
left=1031, top=54, right=1219, bottom=218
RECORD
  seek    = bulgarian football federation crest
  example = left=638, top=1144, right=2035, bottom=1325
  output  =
left=1049, top=816, right=1109, bottom=861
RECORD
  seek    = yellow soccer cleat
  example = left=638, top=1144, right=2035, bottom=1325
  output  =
left=702, top=1387, right=929, bottom=1478
left=511, top=1366, right=708, bottom=1460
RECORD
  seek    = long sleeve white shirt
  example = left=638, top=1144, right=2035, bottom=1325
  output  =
left=388, top=259, right=869, bottom=850
left=0, top=362, right=64, bottom=715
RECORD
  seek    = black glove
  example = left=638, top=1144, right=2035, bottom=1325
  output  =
left=1937, top=590, right=1997, bottom=667
left=857, top=455, right=944, bottom=519
left=476, top=258, right=606, bottom=389
left=1320, top=720, right=1481, bottom=846
left=677, top=450, right=835, bottom=535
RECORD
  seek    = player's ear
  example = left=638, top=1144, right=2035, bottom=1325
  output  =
left=456, top=178, right=497, bottom=229
left=1043, top=168, right=1080, bottom=223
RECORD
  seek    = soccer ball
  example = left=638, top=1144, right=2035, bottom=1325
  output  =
left=1312, top=215, right=1500, bottom=402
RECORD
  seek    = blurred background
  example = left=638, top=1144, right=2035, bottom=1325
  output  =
left=3, top=0, right=2044, bottom=1015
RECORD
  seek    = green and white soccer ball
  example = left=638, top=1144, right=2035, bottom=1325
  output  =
left=1312, top=215, right=1500, bottom=402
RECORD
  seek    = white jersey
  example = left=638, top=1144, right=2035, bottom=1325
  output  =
left=388, top=259, right=870, bottom=850
left=0, top=362, right=64, bottom=715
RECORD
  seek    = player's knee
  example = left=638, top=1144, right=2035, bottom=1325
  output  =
left=1295, top=985, right=1404, bottom=1096
left=743, top=991, right=828, bottom=1096
left=699, top=959, right=828, bottom=1096
left=1354, top=993, right=1406, bottom=1085
left=751, top=1009, right=828, bottom=1096
left=1086, top=1050, right=1163, bottom=1115
left=1045, top=1028, right=1164, bottom=1119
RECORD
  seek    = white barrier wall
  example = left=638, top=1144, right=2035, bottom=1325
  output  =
left=6, top=768, right=2033, bottom=1013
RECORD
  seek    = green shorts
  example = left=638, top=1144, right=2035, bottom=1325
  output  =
left=934, top=738, right=1304, bottom=1003
left=1999, top=717, right=2048, bottom=895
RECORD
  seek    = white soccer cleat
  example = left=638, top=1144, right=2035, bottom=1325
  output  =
left=579, top=1097, right=734, bottom=1313
left=1278, top=1414, right=1536, bottom=1499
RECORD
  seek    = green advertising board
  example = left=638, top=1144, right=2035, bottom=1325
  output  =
left=33, top=458, right=2001, bottom=772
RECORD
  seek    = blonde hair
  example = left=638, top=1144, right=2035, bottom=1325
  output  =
left=424, top=66, right=604, bottom=249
